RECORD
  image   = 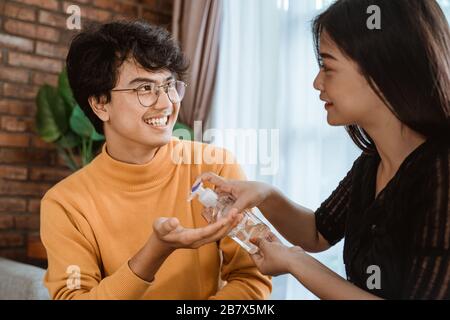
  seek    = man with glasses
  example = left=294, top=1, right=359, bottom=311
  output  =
left=40, top=20, right=271, bottom=300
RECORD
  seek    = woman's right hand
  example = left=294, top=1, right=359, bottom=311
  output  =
left=195, top=172, right=276, bottom=215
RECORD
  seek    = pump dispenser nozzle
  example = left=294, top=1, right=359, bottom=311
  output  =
left=187, top=182, right=219, bottom=208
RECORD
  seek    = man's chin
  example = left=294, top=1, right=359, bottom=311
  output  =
left=144, top=135, right=173, bottom=149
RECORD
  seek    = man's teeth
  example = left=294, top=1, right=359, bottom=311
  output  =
left=144, top=116, right=169, bottom=127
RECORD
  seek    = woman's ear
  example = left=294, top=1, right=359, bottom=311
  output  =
left=88, top=96, right=110, bottom=122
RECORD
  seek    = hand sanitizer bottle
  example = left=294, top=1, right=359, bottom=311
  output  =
left=188, top=181, right=271, bottom=254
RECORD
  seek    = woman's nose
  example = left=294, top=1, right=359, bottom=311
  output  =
left=313, top=69, right=324, bottom=91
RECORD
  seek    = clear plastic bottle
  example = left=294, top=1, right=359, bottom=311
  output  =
left=188, top=181, right=271, bottom=254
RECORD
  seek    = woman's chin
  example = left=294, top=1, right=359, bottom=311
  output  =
left=326, top=116, right=342, bottom=126
left=326, top=112, right=352, bottom=127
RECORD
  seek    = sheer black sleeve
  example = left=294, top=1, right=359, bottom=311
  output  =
left=314, top=154, right=365, bottom=246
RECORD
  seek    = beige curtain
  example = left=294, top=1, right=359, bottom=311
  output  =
left=172, top=0, right=222, bottom=133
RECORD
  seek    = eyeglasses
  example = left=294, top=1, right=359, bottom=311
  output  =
left=111, top=80, right=187, bottom=108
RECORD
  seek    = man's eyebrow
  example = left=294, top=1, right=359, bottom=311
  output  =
left=128, top=76, right=175, bottom=85
left=320, top=52, right=338, bottom=61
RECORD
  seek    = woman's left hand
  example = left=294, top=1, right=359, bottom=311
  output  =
left=250, top=233, right=305, bottom=276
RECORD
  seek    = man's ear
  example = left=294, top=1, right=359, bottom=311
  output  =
left=88, top=96, right=109, bottom=122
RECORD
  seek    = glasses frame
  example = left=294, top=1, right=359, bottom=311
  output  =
left=111, top=80, right=187, bottom=108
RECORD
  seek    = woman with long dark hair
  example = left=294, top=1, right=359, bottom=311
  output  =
left=198, top=0, right=449, bottom=299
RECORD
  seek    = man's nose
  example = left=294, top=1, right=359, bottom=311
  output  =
left=153, top=89, right=172, bottom=109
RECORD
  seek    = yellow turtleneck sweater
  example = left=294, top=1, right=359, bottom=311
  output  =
left=40, top=138, right=271, bottom=300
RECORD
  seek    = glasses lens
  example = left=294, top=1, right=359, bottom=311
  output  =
left=137, top=85, right=157, bottom=107
left=168, top=81, right=186, bottom=104
left=138, top=81, right=186, bottom=107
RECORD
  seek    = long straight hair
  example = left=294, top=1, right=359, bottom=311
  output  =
left=313, top=0, right=450, bottom=153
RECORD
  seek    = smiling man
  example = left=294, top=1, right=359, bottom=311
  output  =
left=39, top=20, right=271, bottom=300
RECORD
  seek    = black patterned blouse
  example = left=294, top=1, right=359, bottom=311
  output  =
left=315, top=139, right=449, bottom=299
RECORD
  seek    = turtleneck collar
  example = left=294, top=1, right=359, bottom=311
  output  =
left=88, top=140, right=176, bottom=191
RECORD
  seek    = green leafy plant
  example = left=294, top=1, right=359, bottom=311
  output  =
left=36, top=69, right=106, bottom=171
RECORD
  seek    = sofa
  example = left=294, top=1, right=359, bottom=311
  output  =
left=0, top=257, right=49, bottom=300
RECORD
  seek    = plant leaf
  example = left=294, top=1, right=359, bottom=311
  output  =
left=91, top=130, right=105, bottom=141
left=35, top=85, right=68, bottom=142
left=58, top=68, right=76, bottom=111
left=173, top=121, right=194, bottom=141
left=57, top=131, right=81, bottom=149
left=69, top=105, right=95, bottom=138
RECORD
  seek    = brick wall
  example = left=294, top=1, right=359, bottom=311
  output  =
left=0, top=0, right=173, bottom=265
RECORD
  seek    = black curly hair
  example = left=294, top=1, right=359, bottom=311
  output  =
left=66, top=20, right=189, bottom=134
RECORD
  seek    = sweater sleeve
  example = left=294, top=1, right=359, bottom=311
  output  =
left=207, top=149, right=272, bottom=300
left=41, top=197, right=153, bottom=300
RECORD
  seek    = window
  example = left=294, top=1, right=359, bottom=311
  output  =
left=438, top=0, right=450, bottom=19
